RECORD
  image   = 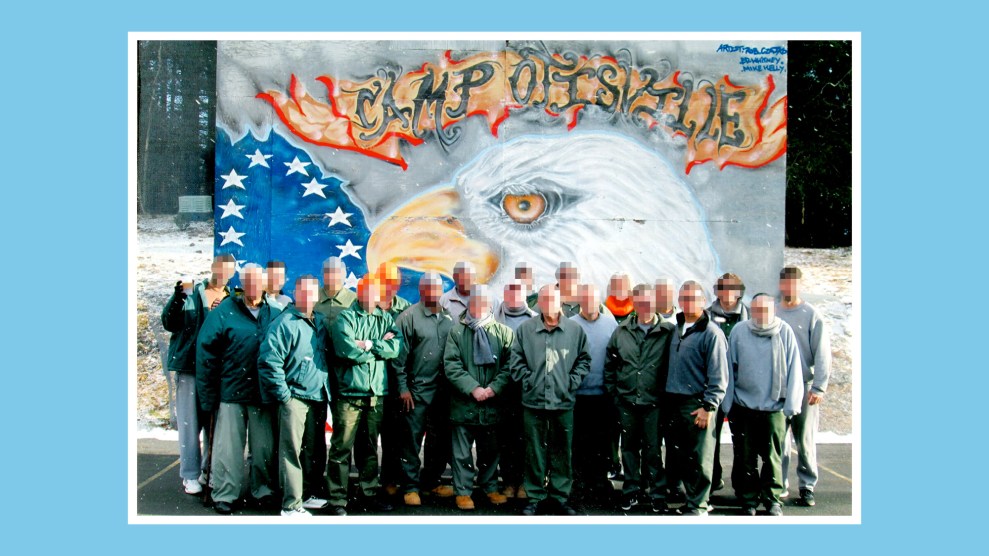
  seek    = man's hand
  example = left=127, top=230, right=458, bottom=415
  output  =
left=483, top=387, right=496, bottom=399
left=808, top=392, right=824, bottom=405
left=174, top=281, right=185, bottom=297
left=383, top=332, right=396, bottom=341
left=210, top=297, right=223, bottom=310
left=399, top=391, right=415, bottom=413
left=355, top=340, right=372, bottom=351
left=471, top=387, right=489, bottom=402
left=691, top=407, right=714, bottom=429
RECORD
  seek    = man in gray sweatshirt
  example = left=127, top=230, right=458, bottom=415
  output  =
left=665, top=281, right=729, bottom=515
left=777, top=266, right=832, bottom=507
left=571, top=284, right=620, bottom=503
left=724, top=293, right=803, bottom=516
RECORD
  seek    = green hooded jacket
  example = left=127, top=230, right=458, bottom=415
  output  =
left=330, top=301, right=403, bottom=397
left=258, top=305, right=331, bottom=404
left=196, top=293, right=284, bottom=411
left=160, top=279, right=229, bottom=373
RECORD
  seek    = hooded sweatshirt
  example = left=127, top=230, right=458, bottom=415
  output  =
left=708, top=299, right=750, bottom=339
left=494, top=301, right=537, bottom=332
left=724, top=319, right=804, bottom=417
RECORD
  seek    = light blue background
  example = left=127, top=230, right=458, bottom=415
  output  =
left=3, top=0, right=975, bottom=553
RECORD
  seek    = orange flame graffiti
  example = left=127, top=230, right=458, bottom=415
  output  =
left=258, top=49, right=787, bottom=174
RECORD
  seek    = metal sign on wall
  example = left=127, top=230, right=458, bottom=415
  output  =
left=215, top=38, right=788, bottom=301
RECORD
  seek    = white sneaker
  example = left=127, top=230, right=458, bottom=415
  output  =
left=281, top=507, right=313, bottom=518
left=183, top=479, right=203, bottom=495
left=302, top=496, right=328, bottom=510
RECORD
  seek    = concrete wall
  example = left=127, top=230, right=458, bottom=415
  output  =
left=215, top=39, right=787, bottom=301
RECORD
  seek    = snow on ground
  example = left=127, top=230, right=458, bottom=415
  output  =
left=135, top=216, right=855, bottom=436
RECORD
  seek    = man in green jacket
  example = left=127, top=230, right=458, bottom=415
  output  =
left=197, top=263, right=282, bottom=514
left=604, top=284, right=675, bottom=514
left=326, top=275, right=403, bottom=513
left=443, top=285, right=513, bottom=511
left=258, top=274, right=335, bottom=517
left=372, top=262, right=412, bottom=496
left=510, top=285, right=592, bottom=516
left=160, top=253, right=234, bottom=496
left=306, top=256, right=354, bottom=502
left=391, top=273, right=456, bottom=506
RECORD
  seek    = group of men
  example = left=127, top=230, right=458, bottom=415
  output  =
left=160, top=256, right=830, bottom=517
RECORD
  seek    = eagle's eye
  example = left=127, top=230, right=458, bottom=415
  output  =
left=503, top=194, right=546, bottom=224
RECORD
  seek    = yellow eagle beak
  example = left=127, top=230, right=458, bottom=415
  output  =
left=366, top=186, right=500, bottom=282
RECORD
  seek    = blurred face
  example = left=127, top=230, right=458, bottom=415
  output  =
left=779, top=277, right=800, bottom=301
left=751, top=296, right=776, bottom=327
left=241, top=268, right=265, bottom=299
left=469, top=291, right=493, bottom=319
left=323, top=266, right=345, bottom=292
left=716, top=277, right=742, bottom=307
left=266, top=266, right=286, bottom=293
left=538, top=286, right=562, bottom=317
left=212, top=259, right=235, bottom=284
left=358, top=281, right=381, bottom=310
left=678, top=285, right=705, bottom=319
left=295, top=279, right=319, bottom=315
left=515, top=266, right=534, bottom=289
left=558, top=266, right=580, bottom=295
left=454, top=266, right=476, bottom=294
left=633, top=287, right=656, bottom=316
left=655, top=282, right=675, bottom=311
left=503, top=285, right=525, bottom=308
left=578, top=285, right=600, bottom=315
left=419, top=279, right=443, bottom=306
left=609, top=275, right=631, bottom=300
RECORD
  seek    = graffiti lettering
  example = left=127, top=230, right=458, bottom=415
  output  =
left=259, top=48, right=787, bottom=173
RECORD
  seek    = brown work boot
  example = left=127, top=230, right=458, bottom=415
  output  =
left=430, top=485, right=456, bottom=498
left=516, top=485, right=528, bottom=499
left=501, top=485, right=517, bottom=498
left=403, top=491, right=421, bottom=506
left=383, top=484, right=399, bottom=496
left=487, top=491, right=508, bottom=505
left=456, top=495, right=475, bottom=510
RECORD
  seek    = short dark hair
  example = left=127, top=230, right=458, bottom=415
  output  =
left=215, top=253, right=236, bottom=264
left=294, top=274, right=318, bottom=289
left=779, top=266, right=802, bottom=279
left=751, top=292, right=774, bottom=303
left=266, top=260, right=286, bottom=270
left=715, top=272, right=745, bottom=293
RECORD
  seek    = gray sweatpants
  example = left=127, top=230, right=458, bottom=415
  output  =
left=782, top=382, right=820, bottom=492
left=175, top=372, right=209, bottom=481
left=211, top=402, right=277, bottom=504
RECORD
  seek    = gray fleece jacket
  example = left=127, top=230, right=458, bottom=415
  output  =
left=665, top=310, right=729, bottom=411
left=777, top=300, right=832, bottom=394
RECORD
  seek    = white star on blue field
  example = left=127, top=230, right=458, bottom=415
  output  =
left=213, top=128, right=448, bottom=301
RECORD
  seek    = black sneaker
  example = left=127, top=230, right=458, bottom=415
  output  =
left=797, top=489, right=816, bottom=507
left=712, top=479, right=725, bottom=492
left=521, top=502, right=539, bottom=516
left=214, top=501, right=234, bottom=515
left=361, top=497, right=394, bottom=512
left=559, top=502, right=579, bottom=516
left=328, top=505, right=348, bottom=516
left=667, top=488, right=686, bottom=504
left=651, top=500, right=668, bottom=514
left=620, top=495, right=639, bottom=511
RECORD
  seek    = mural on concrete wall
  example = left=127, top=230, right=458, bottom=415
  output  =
left=215, top=40, right=788, bottom=301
